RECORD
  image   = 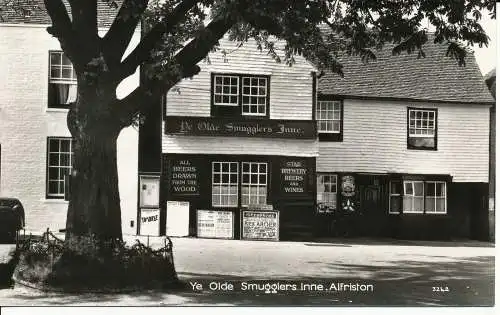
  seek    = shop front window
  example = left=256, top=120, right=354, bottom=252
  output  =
left=389, top=181, right=401, bottom=214
left=241, top=162, right=268, bottom=206
left=212, top=162, right=239, bottom=207
left=389, top=179, right=447, bottom=214
left=211, top=161, right=269, bottom=208
left=425, top=181, right=446, bottom=213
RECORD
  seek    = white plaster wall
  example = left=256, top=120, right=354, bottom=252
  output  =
left=0, top=24, right=140, bottom=233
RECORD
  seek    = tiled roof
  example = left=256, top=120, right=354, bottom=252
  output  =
left=318, top=38, right=495, bottom=104
left=0, top=0, right=121, bottom=28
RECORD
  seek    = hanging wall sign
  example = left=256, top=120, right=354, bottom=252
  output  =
left=341, top=175, right=356, bottom=197
left=169, top=158, right=200, bottom=196
left=197, top=210, right=234, bottom=239
left=241, top=210, right=279, bottom=241
left=341, top=175, right=357, bottom=212
left=280, top=160, right=309, bottom=195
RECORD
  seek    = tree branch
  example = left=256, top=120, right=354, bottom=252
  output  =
left=102, top=0, right=149, bottom=68
left=114, top=15, right=237, bottom=127
left=44, top=0, right=80, bottom=65
left=67, top=0, right=99, bottom=63
left=116, top=0, right=200, bottom=81
left=68, top=0, right=98, bottom=36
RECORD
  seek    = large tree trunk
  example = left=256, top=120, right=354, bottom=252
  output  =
left=65, top=84, right=124, bottom=248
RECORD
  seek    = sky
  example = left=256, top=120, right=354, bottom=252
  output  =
left=473, top=11, right=497, bottom=76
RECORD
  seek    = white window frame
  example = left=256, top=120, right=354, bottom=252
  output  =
left=49, top=51, right=77, bottom=107
left=403, top=180, right=425, bottom=213
left=211, top=162, right=239, bottom=207
left=408, top=109, right=436, bottom=138
left=317, top=174, right=337, bottom=212
left=316, top=100, right=342, bottom=133
left=389, top=180, right=401, bottom=214
left=241, top=162, right=268, bottom=206
left=241, top=76, right=267, bottom=116
left=424, top=181, right=447, bottom=214
left=47, top=137, right=74, bottom=198
left=213, top=75, right=239, bottom=106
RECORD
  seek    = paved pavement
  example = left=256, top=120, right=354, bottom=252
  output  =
left=0, top=236, right=495, bottom=307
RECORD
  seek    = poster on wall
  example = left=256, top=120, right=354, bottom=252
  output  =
left=166, top=201, right=190, bottom=237
left=140, top=175, right=160, bottom=208
left=169, top=158, right=200, bottom=197
left=241, top=210, right=279, bottom=241
left=140, top=208, right=160, bottom=236
left=197, top=210, right=234, bottom=239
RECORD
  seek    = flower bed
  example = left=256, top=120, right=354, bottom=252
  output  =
left=12, top=231, right=180, bottom=292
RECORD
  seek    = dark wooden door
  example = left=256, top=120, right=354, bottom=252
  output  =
left=358, top=183, right=385, bottom=236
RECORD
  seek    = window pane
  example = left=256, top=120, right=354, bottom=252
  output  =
left=436, top=199, right=446, bottom=212
left=414, top=197, right=424, bottom=211
left=426, top=183, right=436, bottom=196
left=425, top=197, right=436, bottom=212
left=414, top=182, right=424, bottom=196
left=390, top=196, right=400, bottom=212
left=403, top=196, right=412, bottom=211
left=436, top=183, right=445, bottom=196
left=390, top=181, right=401, bottom=195
left=404, top=182, right=413, bottom=195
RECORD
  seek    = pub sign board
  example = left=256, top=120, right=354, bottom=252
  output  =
left=241, top=210, right=279, bottom=241
left=165, top=116, right=316, bottom=139
left=167, top=157, right=200, bottom=197
left=280, top=159, right=310, bottom=195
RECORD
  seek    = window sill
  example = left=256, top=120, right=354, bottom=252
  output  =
left=42, top=199, right=68, bottom=204
left=46, top=107, right=69, bottom=113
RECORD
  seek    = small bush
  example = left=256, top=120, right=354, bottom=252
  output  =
left=13, top=234, right=179, bottom=292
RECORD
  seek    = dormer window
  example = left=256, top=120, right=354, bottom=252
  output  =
left=211, top=73, right=269, bottom=118
left=48, top=51, right=77, bottom=108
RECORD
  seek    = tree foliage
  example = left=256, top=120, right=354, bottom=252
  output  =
left=38, top=0, right=496, bottom=126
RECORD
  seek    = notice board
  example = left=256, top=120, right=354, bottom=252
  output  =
left=166, top=201, right=190, bottom=237
left=140, top=208, right=160, bottom=236
left=241, top=210, right=279, bottom=241
left=197, top=210, right=234, bottom=239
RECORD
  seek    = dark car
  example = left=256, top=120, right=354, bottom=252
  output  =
left=0, top=198, right=25, bottom=242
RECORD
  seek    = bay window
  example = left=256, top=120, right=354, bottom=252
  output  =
left=389, top=179, right=447, bottom=214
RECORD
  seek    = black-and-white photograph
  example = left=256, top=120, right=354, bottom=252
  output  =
left=0, top=0, right=496, bottom=311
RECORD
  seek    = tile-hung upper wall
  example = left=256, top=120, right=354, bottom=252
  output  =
left=163, top=36, right=319, bottom=157
left=0, top=24, right=140, bottom=234
left=316, top=98, right=490, bottom=183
